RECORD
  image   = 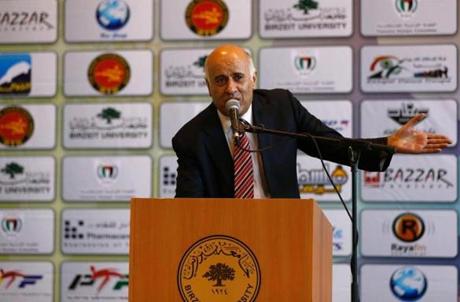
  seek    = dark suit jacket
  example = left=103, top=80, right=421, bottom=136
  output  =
left=172, top=89, right=392, bottom=198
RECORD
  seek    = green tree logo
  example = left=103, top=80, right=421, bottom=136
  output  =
left=203, top=263, right=235, bottom=287
left=97, top=107, right=121, bottom=124
left=193, top=55, right=207, bottom=69
left=1, top=162, right=24, bottom=179
left=293, top=0, right=319, bottom=14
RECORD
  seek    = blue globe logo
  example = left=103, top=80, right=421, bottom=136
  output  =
left=96, top=0, right=130, bottom=31
left=390, top=267, right=427, bottom=301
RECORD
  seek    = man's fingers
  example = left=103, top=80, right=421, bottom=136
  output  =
left=403, top=114, right=426, bottom=128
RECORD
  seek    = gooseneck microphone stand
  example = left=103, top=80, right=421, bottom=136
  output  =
left=238, top=119, right=394, bottom=302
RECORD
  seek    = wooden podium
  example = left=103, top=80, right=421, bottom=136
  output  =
left=129, top=198, right=332, bottom=301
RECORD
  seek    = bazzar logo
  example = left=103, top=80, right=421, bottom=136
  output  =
left=68, top=266, right=128, bottom=293
left=96, top=0, right=130, bottom=31
left=0, top=10, right=54, bottom=30
left=0, top=269, right=43, bottom=289
left=185, top=0, right=229, bottom=36
left=364, top=167, right=453, bottom=188
left=390, top=266, right=427, bottom=301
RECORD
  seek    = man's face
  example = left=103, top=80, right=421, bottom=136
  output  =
left=205, top=51, right=256, bottom=116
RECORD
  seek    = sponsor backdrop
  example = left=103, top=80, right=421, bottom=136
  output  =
left=0, top=0, right=459, bottom=301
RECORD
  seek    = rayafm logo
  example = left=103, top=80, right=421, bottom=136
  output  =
left=392, top=212, right=425, bottom=243
left=185, top=0, right=229, bottom=37
left=178, top=235, right=260, bottom=302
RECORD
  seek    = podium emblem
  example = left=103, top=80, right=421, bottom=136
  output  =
left=178, top=235, right=260, bottom=301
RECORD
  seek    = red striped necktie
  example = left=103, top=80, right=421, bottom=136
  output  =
left=233, top=134, right=254, bottom=199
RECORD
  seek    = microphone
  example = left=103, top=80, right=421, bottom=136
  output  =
left=225, top=99, right=242, bottom=139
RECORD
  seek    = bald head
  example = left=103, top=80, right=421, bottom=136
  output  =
left=203, top=44, right=257, bottom=116
left=204, top=44, right=256, bottom=81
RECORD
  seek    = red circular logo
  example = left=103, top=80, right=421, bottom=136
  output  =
left=88, top=53, right=131, bottom=95
left=0, top=106, right=34, bottom=147
left=185, top=0, right=229, bottom=36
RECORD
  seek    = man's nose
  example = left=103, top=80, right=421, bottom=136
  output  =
left=225, top=79, right=238, bottom=94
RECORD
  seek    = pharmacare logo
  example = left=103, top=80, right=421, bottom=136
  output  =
left=164, top=55, right=207, bottom=89
left=0, top=106, right=34, bottom=147
left=0, top=54, right=31, bottom=95
left=0, top=269, right=43, bottom=289
left=1, top=216, right=22, bottom=235
left=68, top=265, right=128, bottom=293
left=390, top=266, right=427, bottom=301
left=0, top=9, right=54, bottom=32
left=395, top=0, right=418, bottom=18
left=297, top=163, right=348, bottom=195
left=96, top=0, right=130, bottom=31
left=294, top=56, right=316, bottom=75
left=364, top=167, right=453, bottom=189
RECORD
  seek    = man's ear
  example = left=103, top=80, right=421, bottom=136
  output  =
left=252, top=71, right=257, bottom=88
left=205, top=78, right=211, bottom=97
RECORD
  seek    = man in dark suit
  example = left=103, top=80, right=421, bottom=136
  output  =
left=172, top=44, right=451, bottom=198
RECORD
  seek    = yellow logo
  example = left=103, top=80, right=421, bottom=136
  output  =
left=178, top=235, right=260, bottom=302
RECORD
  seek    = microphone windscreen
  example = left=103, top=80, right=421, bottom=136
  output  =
left=225, top=99, right=240, bottom=114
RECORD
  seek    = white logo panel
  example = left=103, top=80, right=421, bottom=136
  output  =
left=160, top=102, right=208, bottom=148
left=361, top=265, right=457, bottom=301
left=0, top=0, right=57, bottom=44
left=362, top=155, right=457, bottom=202
left=0, top=209, right=54, bottom=254
left=0, top=52, right=56, bottom=97
left=333, top=264, right=351, bottom=302
left=260, top=0, right=352, bottom=38
left=62, top=156, right=152, bottom=202
left=0, top=104, right=56, bottom=150
left=0, top=262, right=53, bottom=302
left=361, top=100, right=457, bottom=146
left=297, top=155, right=351, bottom=202
left=361, top=210, right=457, bottom=258
left=159, top=156, right=178, bottom=198
left=300, top=100, right=352, bottom=137
left=361, top=45, right=457, bottom=92
left=62, top=209, right=129, bottom=255
left=160, top=0, right=251, bottom=40
left=0, top=157, right=54, bottom=202
left=63, top=103, right=152, bottom=149
left=259, top=47, right=352, bottom=93
left=64, top=50, right=153, bottom=96
left=65, top=0, right=154, bottom=42
left=324, top=210, right=351, bottom=256
left=361, top=0, right=457, bottom=36
left=160, top=48, right=210, bottom=95
left=61, top=262, right=128, bottom=301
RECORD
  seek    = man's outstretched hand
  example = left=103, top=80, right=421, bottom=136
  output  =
left=387, top=114, right=452, bottom=153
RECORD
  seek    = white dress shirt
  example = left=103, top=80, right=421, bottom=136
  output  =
left=217, top=105, right=270, bottom=199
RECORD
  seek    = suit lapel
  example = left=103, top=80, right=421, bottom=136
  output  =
left=202, top=104, right=234, bottom=193
left=252, top=94, right=275, bottom=192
